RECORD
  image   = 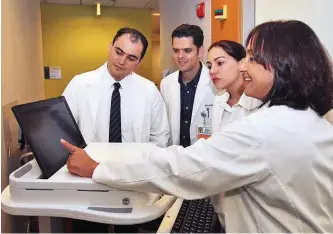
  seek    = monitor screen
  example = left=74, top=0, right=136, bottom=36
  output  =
left=12, top=96, right=86, bottom=179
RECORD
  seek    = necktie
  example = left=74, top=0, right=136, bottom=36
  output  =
left=109, top=82, right=122, bottom=142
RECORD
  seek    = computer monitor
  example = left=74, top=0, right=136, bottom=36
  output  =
left=12, top=96, right=86, bottom=179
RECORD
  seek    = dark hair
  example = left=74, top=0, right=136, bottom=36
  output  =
left=172, top=24, right=204, bottom=49
left=208, top=40, right=246, bottom=62
left=246, top=20, right=333, bottom=116
left=112, top=27, right=148, bottom=60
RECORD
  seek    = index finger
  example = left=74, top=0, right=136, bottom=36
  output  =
left=60, top=139, right=79, bottom=153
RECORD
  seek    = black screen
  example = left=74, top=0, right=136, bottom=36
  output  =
left=12, top=96, right=86, bottom=179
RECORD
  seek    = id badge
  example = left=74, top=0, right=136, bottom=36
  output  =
left=197, top=125, right=212, bottom=139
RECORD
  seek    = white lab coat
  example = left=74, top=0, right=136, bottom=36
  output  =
left=63, top=63, right=170, bottom=147
left=92, top=106, right=333, bottom=232
left=160, top=64, right=217, bottom=145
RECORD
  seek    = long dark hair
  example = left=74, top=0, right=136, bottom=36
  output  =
left=246, top=20, right=333, bottom=116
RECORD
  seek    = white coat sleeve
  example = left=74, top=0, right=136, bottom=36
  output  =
left=160, top=79, right=166, bottom=99
left=148, top=86, right=170, bottom=148
left=92, top=117, right=270, bottom=200
left=62, top=77, right=79, bottom=123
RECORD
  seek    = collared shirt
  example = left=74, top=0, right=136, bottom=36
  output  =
left=214, top=91, right=262, bottom=131
left=95, top=65, right=135, bottom=143
left=210, top=91, right=263, bottom=224
left=178, top=63, right=202, bottom=147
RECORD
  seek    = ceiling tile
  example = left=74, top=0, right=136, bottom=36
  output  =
left=149, top=0, right=159, bottom=11
left=114, top=0, right=147, bottom=8
left=80, top=0, right=96, bottom=6
left=101, top=0, right=117, bottom=6
left=43, top=0, right=81, bottom=4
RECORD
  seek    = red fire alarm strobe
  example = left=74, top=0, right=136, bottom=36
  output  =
left=196, top=2, right=205, bottom=18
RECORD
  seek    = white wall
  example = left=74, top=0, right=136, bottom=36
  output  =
left=160, top=0, right=212, bottom=72
left=1, top=0, right=44, bottom=232
left=255, top=0, right=333, bottom=59
left=241, top=0, right=255, bottom=45
left=1, top=0, right=45, bottom=105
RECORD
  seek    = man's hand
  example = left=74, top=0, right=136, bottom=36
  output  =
left=60, top=139, right=99, bottom=178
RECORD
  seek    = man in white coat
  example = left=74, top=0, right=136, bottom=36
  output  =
left=160, top=24, right=216, bottom=148
left=63, top=27, right=169, bottom=148
left=62, top=27, right=170, bottom=232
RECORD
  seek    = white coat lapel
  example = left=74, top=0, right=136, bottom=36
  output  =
left=88, top=85, right=102, bottom=129
left=212, top=94, right=227, bottom=133
left=86, top=65, right=106, bottom=135
left=171, top=72, right=181, bottom=144
left=129, top=74, right=145, bottom=143
left=191, top=66, right=210, bottom=123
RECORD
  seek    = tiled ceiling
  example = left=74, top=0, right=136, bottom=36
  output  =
left=41, top=0, right=159, bottom=11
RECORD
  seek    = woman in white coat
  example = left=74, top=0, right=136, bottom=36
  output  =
left=207, top=40, right=262, bottom=133
left=206, top=40, right=262, bottom=225
left=63, top=20, right=333, bottom=232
